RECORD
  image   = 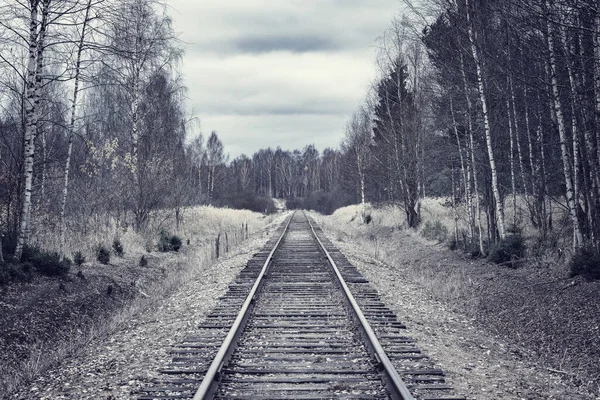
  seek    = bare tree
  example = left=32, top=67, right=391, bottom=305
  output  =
left=341, top=105, right=372, bottom=212
left=58, top=0, right=95, bottom=260
left=10, top=0, right=53, bottom=259
left=464, top=0, right=506, bottom=240
left=206, top=131, right=225, bottom=201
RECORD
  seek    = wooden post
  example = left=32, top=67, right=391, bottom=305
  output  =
left=216, top=233, right=220, bottom=259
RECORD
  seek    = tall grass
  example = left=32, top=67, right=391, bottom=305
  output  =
left=331, top=197, right=571, bottom=256
left=31, top=205, right=272, bottom=261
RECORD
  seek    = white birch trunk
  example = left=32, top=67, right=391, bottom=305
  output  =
left=452, top=164, right=459, bottom=244
left=15, top=1, right=49, bottom=259
left=59, top=0, right=92, bottom=261
left=507, top=90, right=517, bottom=229
left=560, top=25, right=581, bottom=211
left=460, top=53, right=485, bottom=254
left=523, top=92, right=538, bottom=209
left=546, top=4, right=584, bottom=248
left=510, top=77, right=529, bottom=199
left=465, top=0, right=505, bottom=240
left=131, top=76, right=140, bottom=173
left=40, top=129, right=46, bottom=200
left=450, top=97, right=474, bottom=239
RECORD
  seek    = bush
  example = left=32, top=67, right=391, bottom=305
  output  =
left=0, top=261, right=33, bottom=284
left=285, top=197, right=305, bottom=210
left=219, top=192, right=276, bottom=214
left=8, top=262, right=33, bottom=282
left=169, top=235, right=182, bottom=252
left=73, top=251, right=85, bottom=266
left=569, top=247, right=600, bottom=280
left=303, top=190, right=353, bottom=215
left=22, top=246, right=71, bottom=276
left=157, top=231, right=182, bottom=252
left=112, top=238, right=124, bottom=256
left=139, top=255, right=148, bottom=267
left=446, top=238, right=458, bottom=251
left=488, top=235, right=526, bottom=267
left=96, top=245, right=110, bottom=264
left=421, top=220, right=448, bottom=243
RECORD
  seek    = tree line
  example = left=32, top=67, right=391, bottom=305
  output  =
left=340, top=0, right=600, bottom=258
left=0, top=0, right=188, bottom=261
left=3, top=0, right=599, bottom=265
left=0, top=0, right=359, bottom=264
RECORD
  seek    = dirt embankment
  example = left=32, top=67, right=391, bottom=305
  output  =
left=311, top=210, right=600, bottom=400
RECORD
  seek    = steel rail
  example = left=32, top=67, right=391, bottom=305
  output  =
left=192, top=211, right=295, bottom=400
left=304, top=211, right=415, bottom=400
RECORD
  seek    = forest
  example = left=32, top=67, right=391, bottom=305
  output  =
left=1, top=0, right=600, bottom=278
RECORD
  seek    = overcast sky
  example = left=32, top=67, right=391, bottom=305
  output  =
left=166, top=0, right=401, bottom=158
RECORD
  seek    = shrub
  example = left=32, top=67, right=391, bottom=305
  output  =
left=446, top=238, right=458, bottom=251
left=96, top=245, right=110, bottom=264
left=157, top=231, right=182, bottom=252
left=569, top=247, right=600, bottom=280
left=73, top=251, right=85, bottom=266
left=112, top=238, right=124, bottom=256
left=139, top=255, right=148, bottom=267
left=303, top=190, right=353, bottom=215
left=421, top=220, right=448, bottom=243
left=285, top=197, right=304, bottom=210
left=8, top=262, right=33, bottom=282
left=488, top=235, right=526, bottom=267
left=219, top=192, right=276, bottom=214
left=169, top=235, right=182, bottom=252
left=21, top=246, right=71, bottom=277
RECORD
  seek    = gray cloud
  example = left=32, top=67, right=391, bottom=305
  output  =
left=167, top=0, right=404, bottom=157
left=233, top=35, right=339, bottom=54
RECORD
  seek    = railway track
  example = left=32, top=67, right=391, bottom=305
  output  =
left=138, top=212, right=465, bottom=400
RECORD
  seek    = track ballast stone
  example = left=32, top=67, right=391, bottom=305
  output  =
left=139, top=212, right=464, bottom=400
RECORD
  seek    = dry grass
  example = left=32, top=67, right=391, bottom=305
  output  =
left=319, top=205, right=477, bottom=306
left=332, top=197, right=572, bottom=255
left=31, top=205, right=273, bottom=261
left=315, top=199, right=570, bottom=303
left=0, top=207, right=281, bottom=398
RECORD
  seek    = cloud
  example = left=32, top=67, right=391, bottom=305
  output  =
left=203, top=114, right=349, bottom=159
left=233, top=35, right=338, bottom=54
left=166, top=0, right=401, bottom=157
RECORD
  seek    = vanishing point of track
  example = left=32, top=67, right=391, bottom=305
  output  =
left=138, top=212, right=465, bottom=400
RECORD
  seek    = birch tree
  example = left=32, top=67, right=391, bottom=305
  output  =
left=464, top=0, right=506, bottom=240
left=206, top=131, right=225, bottom=201
left=11, top=0, right=52, bottom=259
left=341, top=106, right=372, bottom=214
left=545, top=0, right=584, bottom=248
left=101, top=0, right=181, bottom=228
left=58, top=0, right=94, bottom=260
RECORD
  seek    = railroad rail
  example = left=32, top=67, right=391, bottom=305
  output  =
left=138, top=212, right=465, bottom=400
